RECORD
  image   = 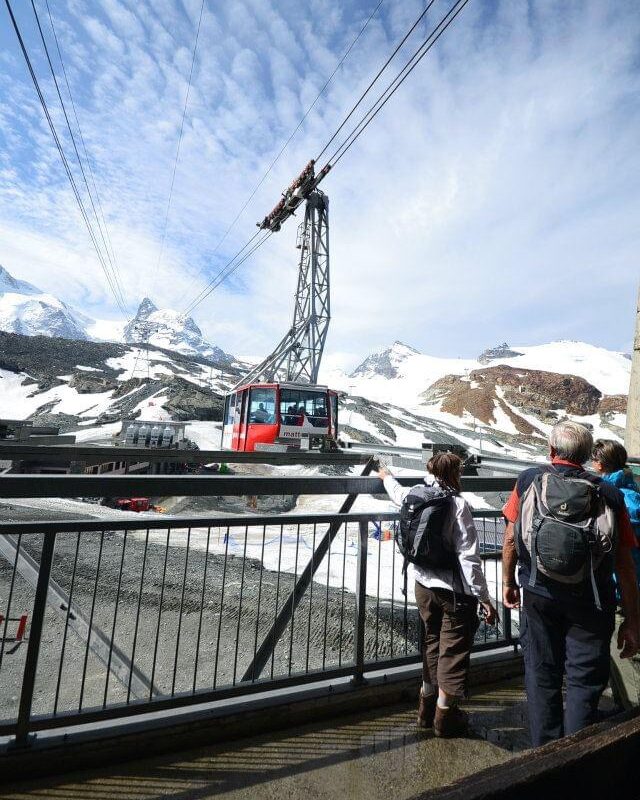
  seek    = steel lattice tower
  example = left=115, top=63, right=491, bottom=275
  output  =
left=237, top=191, right=330, bottom=386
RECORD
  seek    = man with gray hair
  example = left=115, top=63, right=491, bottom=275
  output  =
left=502, top=421, right=639, bottom=747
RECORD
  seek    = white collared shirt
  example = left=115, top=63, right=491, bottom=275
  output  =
left=383, top=474, right=490, bottom=603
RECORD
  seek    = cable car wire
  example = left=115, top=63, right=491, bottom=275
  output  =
left=182, top=229, right=266, bottom=316
left=326, top=0, right=471, bottom=168
left=154, top=0, right=206, bottom=284
left=29, top=0, right=128, bottom=312
left=4, top=0, right=128, bottom=314
left=177, top=0, right=385, bottom=311
left=42, top=0, right=121, bottom=285
left=314, top=0, right=437, bottom=163
left=188, top=230, right=274, bottom=307
left=182, top=0, right=471, bottom=315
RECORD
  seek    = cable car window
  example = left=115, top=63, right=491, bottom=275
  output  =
left=224, top=394, right=235, bottom=426
left=233, top=392, right=242, bottom=425
left=249, top=387, right=276, bottom=424
left=280, top=389, right=329, bottom=427
left=330, top=394, right=338, bottom=433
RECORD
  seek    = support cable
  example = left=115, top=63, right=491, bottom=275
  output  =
left=182, top=231, right=273, bottom=315
left=182, top=0, right=471, bottom=313
left=182, top=229, right=264, bottom=316
left=153, top=0, right=206, bottom=285
left=177, top=0, right=385, bottom=310
left=42, top=0, right=121, bottom=285
left=314, top=0, right=437, bottom=163
left=4, top=0, right=127, bottom=314
left=327, top=0, right=471, bottom=168
left=30, top=0, right=128, bottom=312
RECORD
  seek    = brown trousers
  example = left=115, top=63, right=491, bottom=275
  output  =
left=414, top=582, right=479, bottom=697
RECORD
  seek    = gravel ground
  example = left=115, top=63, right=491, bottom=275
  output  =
left=0, top=493, right=500, bottom=728
left=0, top=527, right=425, bottom=726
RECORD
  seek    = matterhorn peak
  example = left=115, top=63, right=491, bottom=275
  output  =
left=122, top=297, right=233, bottom=364
left=136, top=297, right=158, bottom=319
left=390, top=340, right=421, bottom=354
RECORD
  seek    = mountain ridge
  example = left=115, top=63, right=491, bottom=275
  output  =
left=123, top=297, right=234, bottom=363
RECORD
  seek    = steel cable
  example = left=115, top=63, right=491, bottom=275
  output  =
left=177, top=0, right=385, bottom=312
left=314, top=0, right=438, bottom=163
left=326, top=0, right=471, bottom=169
left=153, top=0, right=206, bottom=285
left=30, top=0, right=128, bottom=312
left=182, top=230, right=273, bottom=316
left=43, top=0, right=122, bottom=290
left=4, top=0, right=128, bottom=314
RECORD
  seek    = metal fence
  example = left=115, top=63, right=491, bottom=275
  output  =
left=0, top=510, right=513, bottom=746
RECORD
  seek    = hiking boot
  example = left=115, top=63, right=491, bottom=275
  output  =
left=417, top=689, right=437, bottom=728
left=434, top=704, right=469, bottom=738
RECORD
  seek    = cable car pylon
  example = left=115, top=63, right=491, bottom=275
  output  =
left=222, top=162, right=337, bottom=452
left=238, top=188, right=329, bottom=386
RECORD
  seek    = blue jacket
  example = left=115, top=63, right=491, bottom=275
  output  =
left=602, top=469, right=640, bottom=536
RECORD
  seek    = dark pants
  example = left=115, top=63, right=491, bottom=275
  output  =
left=520, top=591, right=615, bottom=747
left=414, top=582, right=479, bottom=697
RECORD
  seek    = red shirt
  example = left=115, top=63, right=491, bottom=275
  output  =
left=502, top=458, right=636, bottom=548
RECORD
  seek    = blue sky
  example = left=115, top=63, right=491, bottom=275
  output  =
left=0, top=0, right=639, bottom=368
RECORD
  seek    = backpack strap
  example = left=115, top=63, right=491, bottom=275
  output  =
left=401, top=555, right=408, bottom=597
left=528, top=480, right=545, bottom=588
left=589, top=547, right=602, bottom=611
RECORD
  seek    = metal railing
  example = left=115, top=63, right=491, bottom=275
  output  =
left=0, top=473, right=516, bottom=497
left=0, top=509, right=512, bottom=746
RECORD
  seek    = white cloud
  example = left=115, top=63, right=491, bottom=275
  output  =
left=0, top=0, right=638, bottom=365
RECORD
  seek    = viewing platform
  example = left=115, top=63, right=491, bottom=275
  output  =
left=0, top=448, right=638, bottom=798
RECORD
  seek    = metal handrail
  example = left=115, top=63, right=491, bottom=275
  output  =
left=0, top=444, right=369, bottom=466
left=0, top=473, right=516, bottom=498
left=0, top=508, right=511, bottom=746
left=0, top=508, right=504, bottom=535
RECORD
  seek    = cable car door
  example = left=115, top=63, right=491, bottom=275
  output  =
left=237, top=389, right=249, bottom=451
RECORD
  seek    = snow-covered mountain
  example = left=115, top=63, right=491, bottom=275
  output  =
left=0, top=267, right=235, bottom=362
left=323, top=339, right=631, bottom=449
left=0, top=265, right=94, bottom=340
left=0, top=312, right=631, bottom=456
left=123, top=297, right=233, bottom=363
left=328, top=340, right=631, bottom=406
left=0, top=329, right=244, bottom=435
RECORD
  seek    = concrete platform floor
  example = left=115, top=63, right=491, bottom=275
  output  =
left=0, top=679, right=529, bottom=800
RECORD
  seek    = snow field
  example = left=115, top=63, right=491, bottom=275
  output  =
left=132, top=514, right=505, bottom=611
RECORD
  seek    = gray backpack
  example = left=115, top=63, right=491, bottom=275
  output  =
left=515, top=470, right=616, bottom=609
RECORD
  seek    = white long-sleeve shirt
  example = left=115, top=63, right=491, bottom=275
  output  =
left=383, top=474, right=490, bottom=603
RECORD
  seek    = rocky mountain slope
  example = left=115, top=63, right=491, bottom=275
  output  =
left=422, top=364, right=618, bottom=436
left=0, top=331, right=244, bottom=431
left=0, top=327, right=630, bottom=456
left=0, top=265, right=93, bottom=340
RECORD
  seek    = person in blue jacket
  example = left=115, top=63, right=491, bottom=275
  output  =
left=592, top=439, right=640, bottom=583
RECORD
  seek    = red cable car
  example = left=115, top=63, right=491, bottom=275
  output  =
left=221, top=382, right=339, bottom=452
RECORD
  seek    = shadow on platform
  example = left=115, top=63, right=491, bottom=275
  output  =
left=0, top=679, right=528, bottom=800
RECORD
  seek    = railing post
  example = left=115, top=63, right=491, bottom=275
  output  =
left=352, top=520, right=368, bottom=685
left=11, top=532, right=56, bottom=748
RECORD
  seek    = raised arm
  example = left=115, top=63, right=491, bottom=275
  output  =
left=377, top=467, right=410, bottom=507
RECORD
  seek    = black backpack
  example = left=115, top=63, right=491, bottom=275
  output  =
left=396, top=484, right=458, bottom=592
left=515, top=469, right=616, bottom=609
